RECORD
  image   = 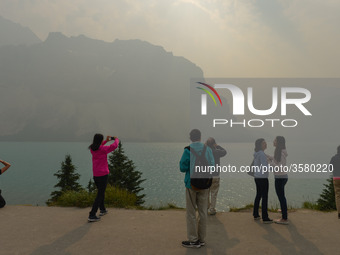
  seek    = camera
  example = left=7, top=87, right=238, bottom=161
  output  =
left=111, top=137, right=116, bottom=140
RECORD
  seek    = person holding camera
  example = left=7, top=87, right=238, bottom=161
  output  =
left=88, top=134, right=119, bottom=222
left=0, top=159, right=11, bottom=208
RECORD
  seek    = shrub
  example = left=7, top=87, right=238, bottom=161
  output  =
left=54, top=189, right=95, bottom=208
left=50, top=185, right=137, bottom=208
left=302, top=201, right=320, bottom=210
left=316, top=177, right=336, bottom=211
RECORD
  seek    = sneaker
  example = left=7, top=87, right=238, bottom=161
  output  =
left=262, top=218, right=273, bottom=224
left=99, top=210, right=108, bottom=216
left=199, top=241, right=206, bottom=246
left=88, top=215, right=101, bottom=222
left=274, top=218, right=289, bottom=225
left=208, top=210, right=216, bottom=216
left=181, top=240, right=201, bottom=248
left=254, top=216, right=261, bottom=221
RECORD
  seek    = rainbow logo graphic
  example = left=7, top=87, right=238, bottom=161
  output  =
left=196, top=82, right=223, bottom=106
left=196, top=82, right=223, bottom=115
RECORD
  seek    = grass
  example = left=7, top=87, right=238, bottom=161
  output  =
left=302, top=199, right=336, bottom=212
left=47, top=186, right=184, bottom=210
left=302, top=201, right=320, bottom=210
left=47, top=185, right=137, bottom=208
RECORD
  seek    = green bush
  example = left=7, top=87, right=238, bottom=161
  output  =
left=49, top=185, right=137, bottom=208
left=104, top=185, right=137, bottom=208
left=303, top=177, right=337, bottom=211
left=55, top=189, right=95, bottom=207
left=302, top=201, right=320, bottom=210
left=317, top=177, right=336, bottom=211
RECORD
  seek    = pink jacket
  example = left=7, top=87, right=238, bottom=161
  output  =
left=91, top=138, right=119, bottom=177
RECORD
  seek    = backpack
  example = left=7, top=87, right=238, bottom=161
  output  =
left=186, top=145, right=212, bottom=190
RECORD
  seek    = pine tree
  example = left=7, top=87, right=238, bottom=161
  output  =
left=108, top=142, right=145, bottom=205
left=317, top=176, right=336, bottom=211
left=47, top=154, right=82, bottom=204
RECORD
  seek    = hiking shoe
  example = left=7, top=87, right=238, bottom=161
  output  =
left=262, top=218, right=273, bottom=224
left=274, top=218, right=289, bottom=225
left=199, top=241, right=206, bottom=246
left=254, top=216, right=261, bottom=221
left=182, top=240, right=201, bottom=248
left=99, top=209, right=108, bottom=216
left=88, top=215, right=101, bottom=222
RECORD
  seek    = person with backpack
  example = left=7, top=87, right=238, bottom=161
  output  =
left=330, top=145, right=340, bottom=219
left=0, top=159, right=12, bottom=208
left=267, top=136, right=289, bottom=225
left=253, top=138, right=273, bottom=224
left=205, top=137, right=227, bottom=215
left=179, top=129, right=215, bottom=248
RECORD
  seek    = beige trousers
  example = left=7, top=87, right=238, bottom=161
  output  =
left=333, top=179, right=340, bottom=214
left=186, top=188, right=209, bottom=242
left=208, top=177, right=220, bottom=212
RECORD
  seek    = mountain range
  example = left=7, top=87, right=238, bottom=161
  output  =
left=0, top=17, right=204, bottom=142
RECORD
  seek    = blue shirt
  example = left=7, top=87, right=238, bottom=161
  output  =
left=179, top=142, right=215, bottom=189
left=253, top=150, right=269, bottom=178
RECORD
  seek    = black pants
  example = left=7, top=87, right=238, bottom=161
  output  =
left=0, top=191, right=6, bottom=208
left=275, top=177, right=288, bottom=220
left=90, top=175, right=108, bottom=216
left=253, top=178, right=269, bottom=219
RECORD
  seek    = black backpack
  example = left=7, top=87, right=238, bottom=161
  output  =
left=186, top=145, right=212, bottom=190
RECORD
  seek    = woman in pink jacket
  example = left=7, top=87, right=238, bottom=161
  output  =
left=88, top=134, right=119, bottom=222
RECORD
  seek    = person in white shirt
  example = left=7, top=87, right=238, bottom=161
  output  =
left=267, top=136, right=288, bottom=225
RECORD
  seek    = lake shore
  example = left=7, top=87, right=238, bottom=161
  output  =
left=1, top=205, right=339, bottom=255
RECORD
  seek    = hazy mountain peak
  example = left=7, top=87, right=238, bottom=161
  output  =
left=45, top=32, right=69, bottom=42
left=0, top=16, right=41, bottom=47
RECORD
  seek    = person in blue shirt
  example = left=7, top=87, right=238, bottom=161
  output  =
left=252, top=138, right=273, bottom=223
left=179, top=129, right=215, bottom=248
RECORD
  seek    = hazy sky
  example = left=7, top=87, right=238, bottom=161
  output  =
left=1, top=0, right=339, bottom=77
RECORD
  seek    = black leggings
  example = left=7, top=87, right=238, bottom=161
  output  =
left=253, top=178, right=269, bottom=219
left=90, top=175, right=108, bottom=216
left=275, top=177, right=288, bottom=219
left=0, top=192, right=6, bottom=208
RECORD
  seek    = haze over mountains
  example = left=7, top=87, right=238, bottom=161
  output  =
left=1, top=16, right=332, bottom=143
left=0, top=16, right=41, bottom=47
left=0, top=16, right=206, bottom=142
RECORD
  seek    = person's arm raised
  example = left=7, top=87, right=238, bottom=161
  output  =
left=0, top=160, right=11, bottom=175
left=103, top=136, right=119, bottom=154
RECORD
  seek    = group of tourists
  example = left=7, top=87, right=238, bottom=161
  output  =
left=179, top=129, right=340, bottom=249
